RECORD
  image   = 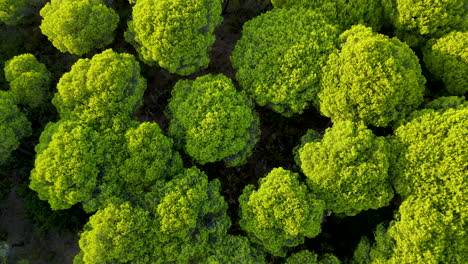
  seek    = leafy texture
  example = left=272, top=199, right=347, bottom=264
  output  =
left=0, top=0, right=37, bottom=25
left=29, top=121, right=100, bottom=210
left=125, top=0, right=223, bottom=75
left=270, top=0, right=384, bottom=30
left=423, top=31, right=468, bottom=95
left=168, top=74, right=259, bottom=166
left=239, top=167, right=325, bottom=256
left=52, top=49, right=146, bottom=126
left=77, top=202, right=152, bottom=263
left=231, top=8, right=340, bottom=116
left=299, top=121, right=394, bottom=216
left=319, top=25, right=425, bottom=127
left=4, top=53, right=51, bottom=108
left=40, top=0, right=119, bottom=55
left=285, top=250, right=318, bottom=264
left=205, top=235, right=266, bottom=264
left=147, top=167, right=230, bottom=263
left=0, top=91, right=31, bottom=165
left=382, top=0, right=468, bottom=46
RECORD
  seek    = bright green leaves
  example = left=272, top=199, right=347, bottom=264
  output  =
left=424, top=31, right=468, bottom=95
left=383, top=0, right=467, bottom=46
left=125, top=0, right=223, bottom=75
left=30, top=121, right=100, bottom=210
left=231, top=8, right=340, bottom=116
left=0, top=92, right=31, bottom=164
left=77, top=202, right=152, bottom=263
left=205, top=235, right=266, bottom=264
left=4, top=54, right=51, bottom=108
left=392, top=99, right=467, bottom=201
left=298, top=121, right=394, bottom=216
left=168, top=74, right=260, bottom=166
left=52, top=49, right=146, bottom=126
left=271, top=0, right=384, bottom=31
left=119, top=122, right=182, bottom=189
left=40, top=0, right=119, bottom=55
left=239, top=167, right=325, bottom=256
left=319, top=25, right=425, bottom=127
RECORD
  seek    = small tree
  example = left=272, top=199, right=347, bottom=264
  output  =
left=0, top=91, right=31, bottom=165
left=40, top=0, right=119, bottom=55
left=52, top=49, right=146, bottom=125
left=4, top=53, right=51, bottom=108
left=382, top=0, right=467, bottom=46
left=29, top=121, right=100, bottom=210
left=270, top=0, right=384, bottom=31
left=423, top=31, right=468, bottom=95
left=125, top=0, right=223, bottom=75
left=76, top=202, right=153, bottom=263
left=231, top=8, right=340, bottom=116
left=205, top=235, right=266, bottom=264
left=168, top=74, right=260, bottom=166
left=319, top=25, right=425, bottom=127
left=239, top=167, right=325, bottom=256
left=298, top=121, right=394, bottom=216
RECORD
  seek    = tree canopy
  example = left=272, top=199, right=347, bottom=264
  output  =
left=270, top=0, right=384, bottom=31
left=0, top=0, right=38, bottom=25
left=298, top=121, right=394, bottom=216
left=40, top=0, right=119, bottom=55
left=319, top=25, right=425, bottom=127
left=125, top=0, right=223, bottom=75
left=52, top=49, right=146, bottom=126
left=4, top=53, right=51, bottom=108
left=423, top=31, right=468, bottom=95
left=168, top=74, right=260, bottom=166
left=231, top=7, right=340, bottom=116
left=239, top=167, right=325, bottom=256
left=0, top=91, right=31, bottom=165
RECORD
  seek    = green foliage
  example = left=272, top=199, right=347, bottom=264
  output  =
left=118, top=122, right=183, bottom=189
left=29, top=121, right=101, bottom=210
left=389, top=196, right=466, bottom=263
left=40, top=0, right=119, bottom=55
left=285, top=250, right=318, bottom=264
left=0, top=91, right=31, bottom=165
left=382, top=0, right=467, bottom=46
left=0, top=0, right=37, bottom=25
left=293, top=129, right=321, bottom=167
left=4, top=53, right=51, bottom=108
left=205, top=235, right=266, bottom=264
left=423, top=31, right=468, bottom=95
left=352, top=223, right=394, bottom=264
left=125, top=0, right=223, bottom=75
left=148, top=167, right=231, bottom=263
left=239, top=167, right=325, bottom=256
left=298, top=121, right=394, bottom=216
left=319, top=25, right=425, bottom=127
left=52, top=49, right=146, bottom=125
left=168, top=74, right=260, bottom=166
left=270, top=0, right=384, bottom=30
left=77, top=202, right=152, bottom=263
left=231, top=8, right=340, bottom=116
left=392, top=100, right=467, bottom=200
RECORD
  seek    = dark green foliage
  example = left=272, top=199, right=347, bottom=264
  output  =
left=168, top=74, right=260, bottom=166
left=205, top=235, right=266, bottom=264
left=423, top=31, right=468, bottom=95
left=270, top=0, right=384, bottom=30
left=319, top=25, right=425, bottom=127
left=231, top=8, right=340, bottom=116
left=4, top=54, right=51, bottom=108
left=40, top=0, right=119, bottom=56
left=0, top=0, right=38, bottom=25
left=125, top=0, right=223, bottom=75
left=382, top=0, right=467, bottom=46
left=52, top=49, right=146, bottom=126
left=285, top=250, right=318, bottom=264
left=298, top=121, right=394, bottom=216
left=239, top=167, right=325, bottom=256
left=0, top=91, right=31, bottom=165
